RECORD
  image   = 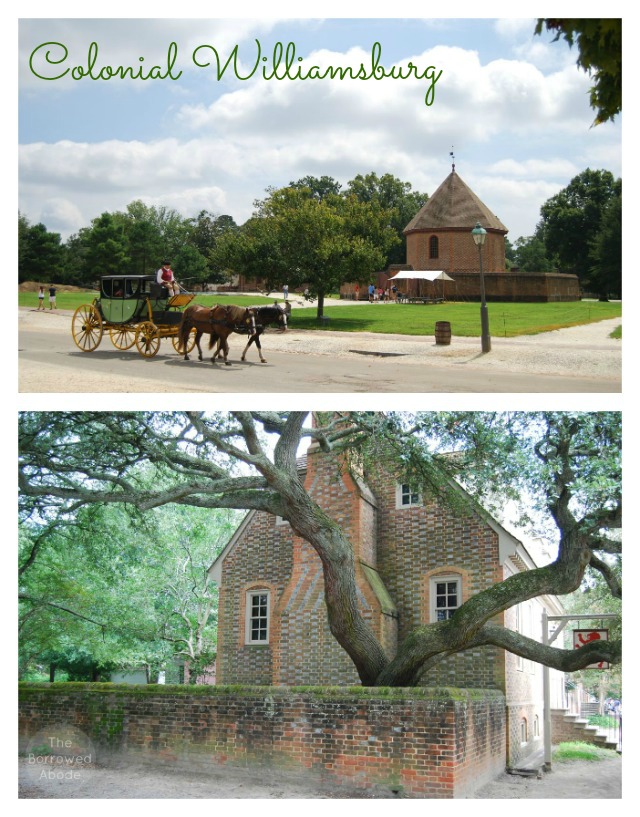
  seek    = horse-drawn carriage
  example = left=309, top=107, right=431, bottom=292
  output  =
left=72, top=275, right=290, bottom=363
left=71, top=275, right=197, bottom=358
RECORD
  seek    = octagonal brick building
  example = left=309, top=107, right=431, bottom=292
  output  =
left=404, top=170, right=508, bottom=274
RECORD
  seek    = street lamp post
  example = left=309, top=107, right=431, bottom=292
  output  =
left=471, top=222, right=491, bottom=353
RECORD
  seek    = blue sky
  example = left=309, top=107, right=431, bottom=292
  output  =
left=18, top=10, right=622, bottom=248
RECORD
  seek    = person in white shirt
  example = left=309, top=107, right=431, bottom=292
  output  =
left=156, top=261, right=180, bottom=296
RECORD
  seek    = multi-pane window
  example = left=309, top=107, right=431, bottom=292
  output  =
left=432, top=577, right=460, bottom=621
left=397, top=483, right=420, bottom=508
left=246, top=591, right=270, bottom=644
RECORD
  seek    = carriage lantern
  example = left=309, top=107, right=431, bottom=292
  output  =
left=471, top=222, right=491, bottom=354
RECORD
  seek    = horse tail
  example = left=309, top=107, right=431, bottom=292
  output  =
left=177, top=309, right=192, bottom=353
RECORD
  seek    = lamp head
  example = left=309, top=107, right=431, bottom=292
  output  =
left=472, top=222, right=487, bottom=246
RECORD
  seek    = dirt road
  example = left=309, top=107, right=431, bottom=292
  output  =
left=18, top=308, right=621, bottom=393
left=18, top=753, right=621, bottom=799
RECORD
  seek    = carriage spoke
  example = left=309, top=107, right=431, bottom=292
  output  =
left=71, top=304, right=103, bottom=352
left=135, top=322, right=161, bottom=358
left=109, top=326, right=136, bottom=350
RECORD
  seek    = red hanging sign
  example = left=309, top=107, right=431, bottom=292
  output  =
left=573, top=629, right=609, bottom=669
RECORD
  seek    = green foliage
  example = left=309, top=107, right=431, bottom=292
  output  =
left=553, top=742, right=618, bottom=762
left=18, top=214, right=65, bottom=283
left=18, top=411, right=622, bottom=686
left=588, top=192, right=621, bottom=298
left=537, top=169, right=621, bottom=282
left=535, top=19, right=621, bottom=124
left=19, top=481, right=239, bottom=681
left=512, top=235, right=556, bottom=272
left=344, top=172, right=429, bottom=267
left=83, top=212, right=131, bottom=277
left=216, top=182, right=398, bottom=317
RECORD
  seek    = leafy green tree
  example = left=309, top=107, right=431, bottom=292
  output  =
left=588, top=192, right=621, bottom=299
left=288, top=175, right=343, bottom=201
left=19, top=411, right=621, bottom=687
left=123, top=200, right=190, bottom=263
left=512, top=236, right=556, bottom=272
left=251, top=185, right=397, bottom=317
left=537, top=169, right=620, bottom=282
left=535, top=19, right=621, bottom=124
left=171, top=244, right=209, bottom=291
left=126, top=219, right=163, bottom=276
left=18, top=215, right=65, bottom=283
left=186, top=210, right=239, bottom=286
left=83, top=212, right=130, bottom=277
left=213, top=214, right=288, bottom=294
left=345, top=172, right=429, bottom=267
left=19, top=490, right=238, bottom=682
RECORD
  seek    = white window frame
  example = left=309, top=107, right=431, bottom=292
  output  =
left=245, top=590, right=270, bottom=645
left=429, top=574, right=462, bottom=623
left=396, top=482, right=421, bottom=509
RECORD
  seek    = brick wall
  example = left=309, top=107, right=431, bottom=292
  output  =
left=216, top=445, right=391, bottom=686
left=406, top=228, right=507, bottom=274
left=19, top=684, right=506, bottom=798
left=366, top=467, right=505, bottom=691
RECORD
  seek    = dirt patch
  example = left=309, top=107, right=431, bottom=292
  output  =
left=472, top=755, right=622, bottom=799
left=19, top=281, right=93, bottom=293
left=18, top=754, right=621, bottom=799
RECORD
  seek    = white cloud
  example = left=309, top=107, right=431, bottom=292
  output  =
left=18, top=20, right=621, bottom=244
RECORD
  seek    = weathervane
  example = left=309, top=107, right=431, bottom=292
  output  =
left=450, top=148, right=455, bottom=172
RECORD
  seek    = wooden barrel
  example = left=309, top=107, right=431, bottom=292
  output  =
left=435, top=321, right=451, bottom=345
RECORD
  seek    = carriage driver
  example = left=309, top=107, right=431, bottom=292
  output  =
left=156, top=261, right=180, bottom=296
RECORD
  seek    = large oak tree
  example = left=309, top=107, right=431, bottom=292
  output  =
left=18, top=411, right=621, bottom=686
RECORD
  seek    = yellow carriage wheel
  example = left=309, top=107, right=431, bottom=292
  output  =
left=135, top=321, right=161, bottom=358
left=171, top=327, right=196, bottom=354
left=109, top=326, right=136, bottom=350
left=71, top=304, right=103, bottom=352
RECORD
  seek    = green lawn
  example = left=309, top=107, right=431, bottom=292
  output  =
left=553, top=742, right=619, bottom=762
left=291, top=300, right=621, bottom=337
left=19, top=290, right=621, bottom=339
left=19, top=290, right=282, bottom=311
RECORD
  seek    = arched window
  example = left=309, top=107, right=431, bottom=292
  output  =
left=429, top=235, right=439, bottom=259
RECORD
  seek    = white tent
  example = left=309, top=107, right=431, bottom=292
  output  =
left=387, top=270, right=454, bottom=282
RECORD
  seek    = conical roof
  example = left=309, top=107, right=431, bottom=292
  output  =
left=404, top=171, right=508, bottom=234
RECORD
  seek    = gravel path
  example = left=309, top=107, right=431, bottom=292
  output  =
left=20, top=305, right=621, bottom=374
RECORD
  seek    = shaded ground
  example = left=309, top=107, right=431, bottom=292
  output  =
left=471, top=755, right=622, bottom=799
left=18, top=754, right=622, bottom=799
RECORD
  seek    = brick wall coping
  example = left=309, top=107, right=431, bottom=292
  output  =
left=19, top=682, right=504, bottom=703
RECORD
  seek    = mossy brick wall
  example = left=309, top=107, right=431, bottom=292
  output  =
left=19, top=684, right=506, bottom=798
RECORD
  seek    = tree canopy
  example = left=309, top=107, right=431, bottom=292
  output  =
left=19, top=411, right=621, bottom=687
left=535, top=18, right=621, bottom=125
left=215, top=183, right=398, bottom=317
left=536, top=168, right=621, bottom=294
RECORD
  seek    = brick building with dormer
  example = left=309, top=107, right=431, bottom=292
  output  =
left=209, top=439, right=565, bottom=768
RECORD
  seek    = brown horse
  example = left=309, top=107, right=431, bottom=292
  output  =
left=177, top=304, right=256, bottom=364
left=214, top=301, right=290, bottom=363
